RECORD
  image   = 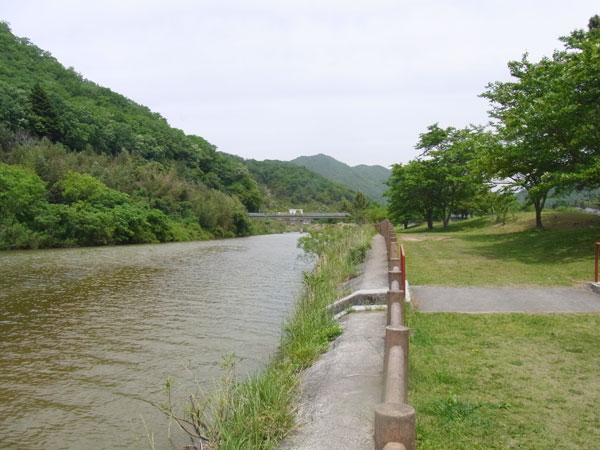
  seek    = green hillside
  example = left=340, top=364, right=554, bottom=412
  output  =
left=291, top=154, right=390, bottom=204
left=0, top=22, right=360, bottom=249
left=0, top=21, right=264, bottom=248
left=242, top=158, right=355, bottom=211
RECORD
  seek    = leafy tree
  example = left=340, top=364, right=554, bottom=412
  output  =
left=481, top=18, right=600, bottom=228
left=386, top=159, right=440, bottom=229
left=0, top=162, right=47, bottom=223
left=349, top=191, right=370, bottom=223
left=385, top=162, right=422, bottom=228
left=386, top=125, right=488, bottom=229
left=472, top=189, right=519, bottom=225
left=416, top=124, right=487, bottom=227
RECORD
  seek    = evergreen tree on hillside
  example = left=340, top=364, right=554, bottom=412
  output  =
left=28, top=83, right=61, bottom=142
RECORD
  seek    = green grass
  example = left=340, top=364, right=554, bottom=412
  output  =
left=164, top=224, right=375, bottom=449
left=406, top=308, right=600, bottom=449
left=400, top=211, right=600, bottom=286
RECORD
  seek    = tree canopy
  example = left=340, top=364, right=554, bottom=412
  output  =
left=386, top=124, right=489, bottom=229
left=388, top=17, right=600, bottom=229
left=481, top=18, right=600, bottom=228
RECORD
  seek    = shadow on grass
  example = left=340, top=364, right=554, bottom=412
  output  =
left=401, top=217, right=492, bottom=234
left=460, top=227, right=598, bottom=265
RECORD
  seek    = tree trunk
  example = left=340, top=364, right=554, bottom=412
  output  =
left=443, top=214, right=451, bottom=227
left=532, top=193, right=547, bottom=229
left=425, top=210, right=434, bottom=230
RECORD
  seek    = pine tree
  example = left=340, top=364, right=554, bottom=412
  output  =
left=28, top=83, right=61, bottom=141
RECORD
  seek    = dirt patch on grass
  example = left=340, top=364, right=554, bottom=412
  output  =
left=401, top=236, right=452, bottom=242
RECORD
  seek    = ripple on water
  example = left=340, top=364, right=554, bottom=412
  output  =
left=0, top=233, right=313, bottom=449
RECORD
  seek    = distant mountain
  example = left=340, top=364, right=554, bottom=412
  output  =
left=241, top=158, right=355, bottom=211
left=291, top=154, right=390, bottom=204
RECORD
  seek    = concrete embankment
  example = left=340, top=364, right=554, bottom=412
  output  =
left=280, top=234, right=389, bottom=450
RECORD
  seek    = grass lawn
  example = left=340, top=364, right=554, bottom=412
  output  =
left=399, top=210, right=600, bottom=286
left=398, top=210, right=600, bottom=448
left=406, top=309, right=600, bottom=449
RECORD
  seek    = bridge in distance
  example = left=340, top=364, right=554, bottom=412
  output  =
left=248, top=212, right=350, bottom=223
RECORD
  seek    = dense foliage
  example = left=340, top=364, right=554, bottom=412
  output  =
left=0, top=22, right=368, bottom=249
left=387, top=124, right=492, bottom=229
left=387, top=17, right=600, bottom=229
left=0, top=21, right=266, bottom=248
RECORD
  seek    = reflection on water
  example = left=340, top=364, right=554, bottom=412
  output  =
left=0, top=233, right=312, bottom=449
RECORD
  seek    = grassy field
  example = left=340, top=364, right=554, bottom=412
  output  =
left=400, top=210, right=600, bottom=448
left=406, top=309, right=600, bottom=449
left=399, top=210, right=600, bottom=286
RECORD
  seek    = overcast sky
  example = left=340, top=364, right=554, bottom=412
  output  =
left=2, top=1, right=598, bottom=167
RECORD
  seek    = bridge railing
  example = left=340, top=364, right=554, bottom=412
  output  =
left=373, top=220, right=415, bottom=450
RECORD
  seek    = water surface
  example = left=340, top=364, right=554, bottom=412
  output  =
left=0, top=233, right=311, bottom=449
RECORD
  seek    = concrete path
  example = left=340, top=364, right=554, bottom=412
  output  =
left=280, top=233, right=389, bottom=450
left=412, top=285, right=600, bottom=313
left=358, top=234, right=389, bottom=290
left=279, top=312, right=385, bottom=450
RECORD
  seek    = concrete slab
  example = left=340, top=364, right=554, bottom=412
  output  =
left=412, top=285, right=600, bottom=313
left=280, top=233, right=390, bottom=450
left=360, top=234, right=389, bottom=290
left=279, top=312, right=386, bottom=450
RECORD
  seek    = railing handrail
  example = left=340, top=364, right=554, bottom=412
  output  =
left=374, top=219, right=415, bottom=450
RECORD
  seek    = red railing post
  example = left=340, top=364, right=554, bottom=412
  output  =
left=595, top=242, right=600, bottom=283
left=400, top=244, right=406, bottom=293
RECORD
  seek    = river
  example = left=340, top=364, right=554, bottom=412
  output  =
left=0, top=233, right=312, bottom=449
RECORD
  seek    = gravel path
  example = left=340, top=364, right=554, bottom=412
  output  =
left=411, top=285, right=600, bottom=313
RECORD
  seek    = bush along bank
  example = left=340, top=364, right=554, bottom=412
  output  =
left=159, top=224, right=375, bottom=449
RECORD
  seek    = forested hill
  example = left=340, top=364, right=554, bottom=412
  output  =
left=241, top=158, right=355, bottom=211
left=0, top=21, right=266, bottom=249
left=291, top=154, right=390, bottom=204
left=0, top=22, right=362, bottom=249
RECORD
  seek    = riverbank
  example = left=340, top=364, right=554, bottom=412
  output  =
left=280, top=233, right=389, bottom=449
left=178, top=224, right=375, bottom=449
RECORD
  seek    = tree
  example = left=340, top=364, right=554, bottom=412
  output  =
left=386, top=159, right=440, bottom=229
left=481, top=18, right=600, bottom=228
left=385, top=162, right=425, bottom=228
left=349, top=191, right=370, bottom=223
left=28, top=83, right=62, bottom=142
left=416, top=124, right=488, bottom=227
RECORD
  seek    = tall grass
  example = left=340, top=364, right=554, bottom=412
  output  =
left=161, top=224, right=375, bottom=449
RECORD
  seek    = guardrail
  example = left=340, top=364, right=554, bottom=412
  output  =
left=373, top=219, right=415, bottom=450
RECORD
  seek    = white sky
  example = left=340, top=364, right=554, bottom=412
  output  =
left=2, top=1, right=598, bottom=167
